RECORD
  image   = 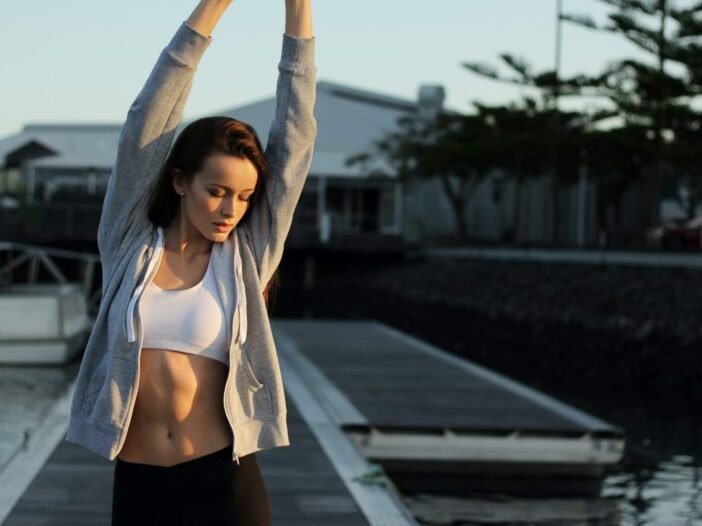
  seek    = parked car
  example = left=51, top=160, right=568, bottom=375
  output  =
left=646, top=216, right=702, bottom=249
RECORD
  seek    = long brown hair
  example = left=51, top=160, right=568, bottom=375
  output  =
left=146, top=116, right=280, bottom=311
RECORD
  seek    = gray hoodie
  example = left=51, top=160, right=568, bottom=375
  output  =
left=65, top=21, right=317, bottom=465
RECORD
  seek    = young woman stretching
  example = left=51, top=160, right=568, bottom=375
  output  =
left=64, top=0, right=317, bottom=523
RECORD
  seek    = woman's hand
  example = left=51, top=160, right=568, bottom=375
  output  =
left=186, top=0, right=233, bottom=38
left=285, top=0, right=313, bottom=39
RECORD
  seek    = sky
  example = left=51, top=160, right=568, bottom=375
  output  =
left=0, top=0, right=659, bottom=138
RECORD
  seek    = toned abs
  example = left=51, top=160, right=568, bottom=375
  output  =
left=117, top=249, right=233, bottom=467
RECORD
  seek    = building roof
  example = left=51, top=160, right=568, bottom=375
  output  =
left=0, top=124, right=122, bottom=170
left=1, top=80, right=439, bottom=178
left=195, top=80, right=421, bottom=178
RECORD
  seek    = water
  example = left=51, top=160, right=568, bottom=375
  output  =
left=401, top=455, right=702, bottom=525
left=606, top=455, right=702, bottom=526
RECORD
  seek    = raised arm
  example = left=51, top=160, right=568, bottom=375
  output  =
left=241, top=0, right=317, bottom=288
left=97, top=1, right=230, bottom=267
left=187, top=0, right=232, bottom=37
left=285, top=0, right=313, bottom=38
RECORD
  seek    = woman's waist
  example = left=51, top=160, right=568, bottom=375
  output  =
left=135, top=347, right=230, bottom=422
left=118, top=413, right=233, bottom=467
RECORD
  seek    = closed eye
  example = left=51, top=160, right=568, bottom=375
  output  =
left=209, top=190, right=252, bottom=201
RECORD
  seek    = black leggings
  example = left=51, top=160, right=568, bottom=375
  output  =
left=111, top=445, right=272, bottom=525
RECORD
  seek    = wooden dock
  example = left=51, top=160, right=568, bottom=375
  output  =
left=1, top=319, right=625, bottom=524
left=272, top=319, right=625, bottom=497
left=2, top=390, right=383, bottom=526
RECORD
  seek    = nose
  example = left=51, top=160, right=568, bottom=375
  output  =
left=221, top=196, right=236, bottom=219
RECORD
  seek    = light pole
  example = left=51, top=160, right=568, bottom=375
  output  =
left=555, top=0, right=563, bottom=111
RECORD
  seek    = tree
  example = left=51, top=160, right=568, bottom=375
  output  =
left=561, top=0, right=702, bottom=240
left=345, top=98, right=584, bottom=243
left=473, top=98, right=585, bottom=244
left=464, top=0, right=702, bottom=245
left=464, top=47, right=613, bottom=245
left=346, top=110, right=484, bottom=240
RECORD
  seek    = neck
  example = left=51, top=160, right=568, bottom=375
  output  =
left=164, top=214, right=213, bottom=259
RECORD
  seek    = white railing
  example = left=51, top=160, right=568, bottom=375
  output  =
left=0, top=241, right=102, bottom=314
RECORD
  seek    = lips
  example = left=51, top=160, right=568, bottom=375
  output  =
left=214, top=222, right=233, bottom=227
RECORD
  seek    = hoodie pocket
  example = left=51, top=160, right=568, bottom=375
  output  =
left=241, top=350, right=264, bottom=391
left=235, top=349, right=272, bottom=418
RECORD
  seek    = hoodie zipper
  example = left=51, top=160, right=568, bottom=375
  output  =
left=115, top=227, right=164, bottom=459
left=227, top=229, right=246, bottom=465
left=224, top=232, right=240, bottom=465
left=120, top=226, right=242, bottom=465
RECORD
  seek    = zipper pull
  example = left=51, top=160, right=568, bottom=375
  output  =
left=232, top=411, right=239, bottom=465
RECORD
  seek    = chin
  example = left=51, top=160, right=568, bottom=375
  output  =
left=212, top=228, right=234, bottom=238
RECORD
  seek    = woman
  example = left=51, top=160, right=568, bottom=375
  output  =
left=64, top=0, right=317, bottom=523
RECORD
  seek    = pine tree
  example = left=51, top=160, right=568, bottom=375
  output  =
left=561, top=0, right=702, bottom=240
left=465, top=0, right=702, bottom=245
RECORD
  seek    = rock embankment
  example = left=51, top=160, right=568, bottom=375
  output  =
left=357, top=256, right=702, bottom=346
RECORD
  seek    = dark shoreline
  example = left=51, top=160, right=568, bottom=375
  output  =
left=273, top=251, right=702, bottom=465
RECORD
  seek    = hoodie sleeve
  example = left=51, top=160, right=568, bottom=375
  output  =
left=241, top=34, right=318, bottom=288
left=97, top=22, right=212, bottom=263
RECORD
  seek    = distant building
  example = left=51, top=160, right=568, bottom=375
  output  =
left=203, top=80, right=420, bottom=249
left=0, top=124, right=118, bottom=202
left=0, top=80, right=449, bottom=248
left=3, top=80, right=648, bottom=249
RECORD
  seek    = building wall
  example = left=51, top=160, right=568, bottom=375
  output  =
left=21, top=166, right=111, bottom=202
left=404, top=170, right=600, bottom=247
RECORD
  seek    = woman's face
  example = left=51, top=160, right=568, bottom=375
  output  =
left=175, top=153, right=259, bottom=241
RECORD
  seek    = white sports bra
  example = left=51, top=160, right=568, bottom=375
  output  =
left=140, top=252, right=229, bottom=366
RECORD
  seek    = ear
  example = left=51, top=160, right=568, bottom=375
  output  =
left=171, top=168, right=184, bottom=194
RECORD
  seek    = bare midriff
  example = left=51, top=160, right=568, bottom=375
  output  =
left=117, top=348, right=232, bottom=467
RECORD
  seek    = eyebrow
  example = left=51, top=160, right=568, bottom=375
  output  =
left=208, top=183, right=256, bottom=192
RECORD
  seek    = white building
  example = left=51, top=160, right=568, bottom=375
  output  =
left=0, top=80, right=450, bottom=248
left=3, top=79, right=610, bottom=248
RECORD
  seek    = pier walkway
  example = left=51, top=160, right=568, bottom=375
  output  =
left=1, top=319, right=624, bottom=525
